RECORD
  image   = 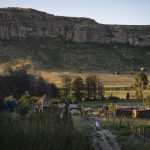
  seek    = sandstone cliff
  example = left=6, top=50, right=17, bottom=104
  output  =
left=0, top=7, right=150, bottom=46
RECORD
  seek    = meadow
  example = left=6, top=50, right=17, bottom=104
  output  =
left=40, top=71, right=150, bottom=99
left=105, top=90, right=150, bottom=99
left=40, top=71, right=136, bottom=87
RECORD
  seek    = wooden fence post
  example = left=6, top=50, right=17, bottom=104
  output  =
left=119, top=117, right=123, bottom=127
left=144, top=127, right=146, bottom=143
left=112, top=117, right=116, bottom=127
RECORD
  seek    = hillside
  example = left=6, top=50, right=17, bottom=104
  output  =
left=0, top=8, right=150, bottom=73
left=0, top=37, right=150, bottom=73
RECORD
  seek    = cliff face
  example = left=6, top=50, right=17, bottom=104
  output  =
left=0, top=8, right=150, bottom=46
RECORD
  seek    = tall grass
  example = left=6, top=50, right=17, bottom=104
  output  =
left=100, top=115, right=150, bottom=150
left=0, top=110, right=94, bottom=150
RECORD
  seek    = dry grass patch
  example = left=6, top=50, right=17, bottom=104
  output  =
left=39, top=71, right=142, bottom=87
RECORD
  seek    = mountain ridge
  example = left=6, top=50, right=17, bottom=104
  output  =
left=0, top=7, right=150, bottom=73
left=0, top=7, right=150, bottom=46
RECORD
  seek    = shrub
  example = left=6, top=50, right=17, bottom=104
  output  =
left=108, top=96, right=120, bottom=101
left=17, top=91, right=36, bottom=116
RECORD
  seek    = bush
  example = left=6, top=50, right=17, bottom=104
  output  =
left=107, top=96, right=120, bottom=101
left=17, top=91, right=36, bottom=116
left=126, top=92, right=130, bottom=100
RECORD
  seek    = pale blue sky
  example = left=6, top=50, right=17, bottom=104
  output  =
left=0, top=0, right=150, bottom=25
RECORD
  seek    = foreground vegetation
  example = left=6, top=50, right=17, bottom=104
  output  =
left=0, top=110, right=94, bottom=150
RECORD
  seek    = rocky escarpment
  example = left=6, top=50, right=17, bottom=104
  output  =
left=0, top=7, right=150, bottom=46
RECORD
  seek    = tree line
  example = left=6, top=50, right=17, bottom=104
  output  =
left=0, top=69, right=59, bottom=99
left=61, top=74, right=104, bottom=102
left=60, top=71, right=149, bottom=101
left=0, top=68, right=149, bottom=101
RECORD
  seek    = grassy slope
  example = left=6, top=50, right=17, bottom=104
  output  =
left=1, top=37, right=150, bottom=99
left=0, top=37, right=150, bottom=73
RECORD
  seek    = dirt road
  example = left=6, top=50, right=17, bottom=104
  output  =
left=88, top=117, right=122, bottom=150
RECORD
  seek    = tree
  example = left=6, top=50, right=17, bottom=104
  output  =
left=134, top=72, right=149, bottom=99
left=142, top=98, right=150, bottom=106
left=11, top=69, right=28, bottom=98
left=72, top=76, right=84, bottom=101
left=46, top=83, right=60, bottom=98
left=126, top=92, right=130, bottom=100
left=0, top=70, right=28, bottom=99
left=20, top=91, right=36, bottom=106
left=85, top=74, right=97, bottom=100
left=0, top=68, right=53, bottom=99
left=17, top=91, right=36, bottom=116
left=62, top=75, right=72, bottom=100
left=97, top=77, right=105, bottom=99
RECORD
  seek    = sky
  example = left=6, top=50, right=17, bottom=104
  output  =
left=0, top=0, right=150, bottom=25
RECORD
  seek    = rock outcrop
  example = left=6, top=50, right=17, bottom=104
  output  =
left=0, top=7, right=150, bottom=46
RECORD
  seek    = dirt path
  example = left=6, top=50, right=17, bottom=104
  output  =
left=88, top=117, right=122, bottom=150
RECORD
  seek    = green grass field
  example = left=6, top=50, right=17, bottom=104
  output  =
left=79, top=100, right=143, bottom=110
left=105, top=90, right=150, bottom=99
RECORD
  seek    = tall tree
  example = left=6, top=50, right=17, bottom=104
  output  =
left=72, top=76, right=84, bottom=101
left=17, top=91, right=36, bottom=116
left=85, top=75, right=92, bottom=100
left=85, top=74, right=97, bottom=100
left=46, top=83, right=60, bottom=98
left=0, top=69, right=54, bottom=99
left=134, top=72, right=149, bottom=99
left=62, top=75, right=72, bottom=100
left=91, top=74, right=97, bottom=99
left=97, top=77, right=105, bottom=99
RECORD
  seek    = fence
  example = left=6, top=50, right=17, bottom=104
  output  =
left=101, top=113, right=150, bottom=143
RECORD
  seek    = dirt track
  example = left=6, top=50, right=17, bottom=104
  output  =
left=88, top=117, right=122, bottom=150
